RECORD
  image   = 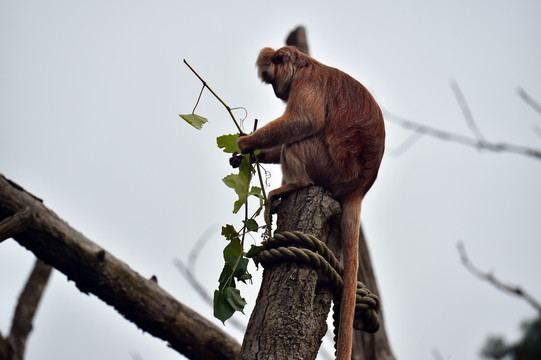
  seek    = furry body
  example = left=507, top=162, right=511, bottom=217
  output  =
left=238, top=46, right=385, bottom=360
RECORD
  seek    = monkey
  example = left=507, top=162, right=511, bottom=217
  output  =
left=237, top=46, right=385, bottom=360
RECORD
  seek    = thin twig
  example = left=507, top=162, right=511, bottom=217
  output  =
left=432, top=348, right=445, bottom=360
left=173, top=258, right=215, bottom=306
left=183, top=59, right=244, bottom=134
left=533, top=125, right=541, bottom=138
left=130, top=352, right=144, bottom=360
left=449, top=80, right=485, bottom=142
left=386, top=130, right=423, bottom=157
left=187, top=226, right=217, bottom=271
left=384, top=109, right=541, bottom=160
left=517, top=87, right=541, bottom=116
left=191, top=85, right=205, bottom=114
left=457, top=242, right=541, bottom=313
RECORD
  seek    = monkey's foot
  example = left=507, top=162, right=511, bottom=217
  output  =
left=269, top=198, right=282, bottom=214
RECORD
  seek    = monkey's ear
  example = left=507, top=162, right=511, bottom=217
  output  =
left=272, top=53, right=284, bottom=65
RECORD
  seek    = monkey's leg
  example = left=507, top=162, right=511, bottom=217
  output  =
left=267, top=181, right=312, bottom=214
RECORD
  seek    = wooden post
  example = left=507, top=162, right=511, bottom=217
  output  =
left=240, top=186, right=341, bottom=360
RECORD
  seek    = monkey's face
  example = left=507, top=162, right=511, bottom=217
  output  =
left=257, top=47, right=299, bottom=101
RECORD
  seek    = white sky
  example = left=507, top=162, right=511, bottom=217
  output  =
left=1, top=1, right=540, bottom=359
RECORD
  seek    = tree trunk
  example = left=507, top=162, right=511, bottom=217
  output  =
left=240, top=184, right=396, bottom=360
left=240, top=186, right=341, bottom=360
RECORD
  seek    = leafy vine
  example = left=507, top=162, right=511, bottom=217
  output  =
left=180, top=60, right=271, bottom=323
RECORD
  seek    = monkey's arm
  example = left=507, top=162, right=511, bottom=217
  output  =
left=238, top=104, right=324, bottom=154
left=238, top=115, right=310, bottom=153
left=258, top=146, right=281, bottom=163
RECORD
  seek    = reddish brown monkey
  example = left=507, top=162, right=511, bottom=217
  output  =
left=237, top=46, right=385, bottom=360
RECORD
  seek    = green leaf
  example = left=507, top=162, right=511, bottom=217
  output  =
left=231, top=198, right=246, bottom=214
left=224, top=287, right=247, bottom=312
left=246, top=245, right=264, bottom=267
left=213, top=286, right=248, bottom=323
left=213, top=289, right=236, bottom=323
left=239, top=154, right=252, bottom=175
left=224, top=154, right=254, bottom=213
left=218, top=256, right=251, bottom=288
left=221, top=225, right=239, bottom=241
left=248, top=186, right=262, bottom=197
left=230, top=256, right=251, bottom=283
left=223, top=238, right=242, bottom=260
left=218, top=260, right=235, bottom=288
left=223, top=173, right=250, bottom=195
left=217, top=134, right=241, bottom=153
left=223, top=172, right=250, bottom=214
left=243, top=218, right=259, bottom=232
left=179, top=113, right=208, bottom=130
left=246, top=244, right=264, bottom=258
left=237, top=271, right=252, bottom=283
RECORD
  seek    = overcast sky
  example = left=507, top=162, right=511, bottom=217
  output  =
left=1, top=1, right=540, bottom=359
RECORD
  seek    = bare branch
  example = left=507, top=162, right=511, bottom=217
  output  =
left=0, top=259, right=52, bottom=360
left=517, top=87, right=541, bottom=116
left=173, top=227, right=217, bottom=310
left=533, top=125, right=541, bottom=137
left=386, top=130, right=423, bottom=157
left=174, top=258, right=215, bottom=305
left=0, top=174, right=240, bottom=360
left=457, top=242, right=541, bottom=314
left=384, top=109, right=541, bottom=160
left=0, top=207, right=32, bottom=242
left=449, top=80, right=486, bottom=142
left=187, top=226, right=216, bottom=271
left=131, top=353, right=144, bottom=360
left=432, top=348, right=445, bottom=360
left=8, top=259, right=52, bottom=360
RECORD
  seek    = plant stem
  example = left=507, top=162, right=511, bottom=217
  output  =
left=255, top=160, right=271, bottom=234
left=183, top=59, right=244, bottom=134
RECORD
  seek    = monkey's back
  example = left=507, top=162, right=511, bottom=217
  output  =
left=306, top=67, right=385, bottom=199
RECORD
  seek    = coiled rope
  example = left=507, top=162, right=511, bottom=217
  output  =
left=253, top=230, right=380, bottom=339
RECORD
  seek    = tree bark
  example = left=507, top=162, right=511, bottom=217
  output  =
left=0, top=174, right=240, bottom=360
left=240, top=186, right=341, bottom=360
left=0, top=259, right=52, bottom=360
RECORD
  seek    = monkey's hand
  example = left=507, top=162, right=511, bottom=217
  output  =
left=267, top=190, right=282, bottom=216
left=230, top=134, right=252, bottom=168
left=229, top=152, right=243, bottom=168
left=229, top=151, right=266, bottom=168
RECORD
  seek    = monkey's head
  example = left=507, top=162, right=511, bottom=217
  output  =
left=256, top=46, right=310, bottom=101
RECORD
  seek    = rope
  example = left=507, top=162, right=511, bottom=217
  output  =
left=253, top=231, right=380, bottom=336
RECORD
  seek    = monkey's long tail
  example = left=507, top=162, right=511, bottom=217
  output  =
left=336, top=195, right=363, bottom=360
